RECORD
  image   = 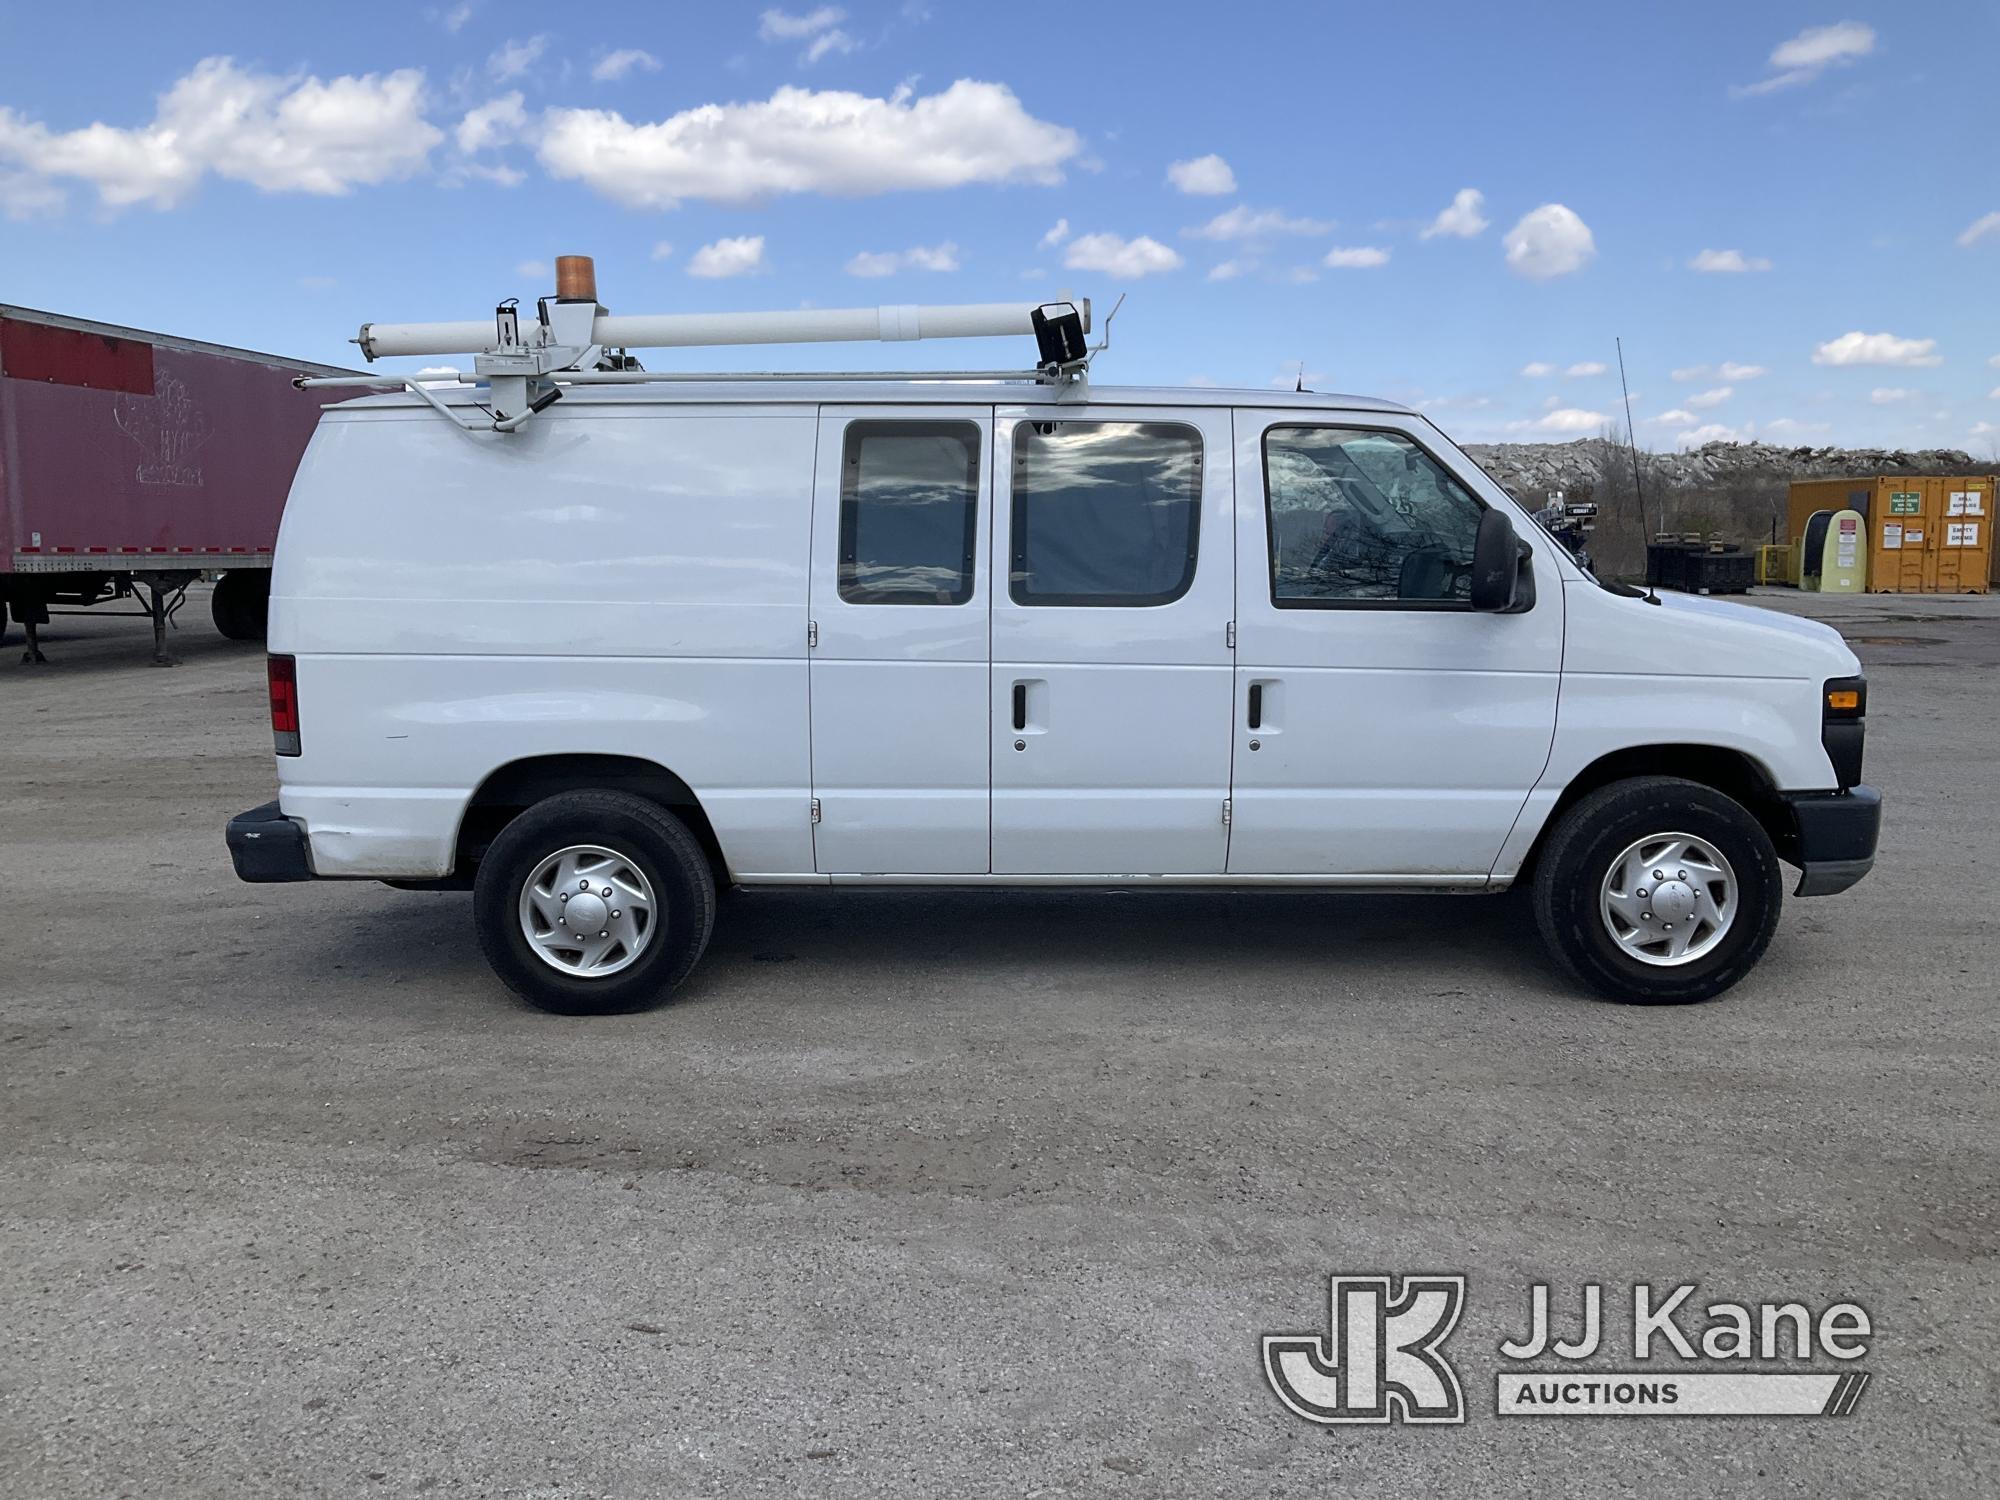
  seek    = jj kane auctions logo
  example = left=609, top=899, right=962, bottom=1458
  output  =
left=1264, top=1276, right=1873, bottom=1423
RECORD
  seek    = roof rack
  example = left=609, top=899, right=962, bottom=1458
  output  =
left=296, top=254, right=1119, bottom=433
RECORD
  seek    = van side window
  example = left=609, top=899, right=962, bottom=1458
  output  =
left=1264, top=426, right=1484, bottom=606
left=1009, top=421, right=1201, bottom=607
left=839, top=421, right=981, bottom=605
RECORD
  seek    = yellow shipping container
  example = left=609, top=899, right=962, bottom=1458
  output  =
left=1787, top=476, right=1992, bottom=594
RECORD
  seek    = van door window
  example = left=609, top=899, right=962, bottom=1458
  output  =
left=838, top=421, right=981, bottom=604
left=1009, top=421, right=1201, bottom=606
left=1264, top=426, right=1483, bottom=606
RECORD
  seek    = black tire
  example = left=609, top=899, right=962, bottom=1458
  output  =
left=1531, top=776, right=1783, bottom=1005
left=473, top=790, right=716, bottom=1015
left=211, top=571, right=269, bottom=641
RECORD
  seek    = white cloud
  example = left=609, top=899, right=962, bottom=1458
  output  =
left=1813, top=330, right=1942, bottom=367
left=516, top=259, right=549, bottom=278
left=0, top=57, right=441, bottom=210
left=687, top=234, right=766, bottom=277
left=592, top=49, right=662, bottom=83
left=757, top=7, right=853, bottom=63
left=1166, top=153, right=1235, bottom=195
left=1718, top=362, right=1768, bottom=381
left=1184, top=203, right=1333, bottom=240
left=1420, top=187, right=1488, bottom=240
left=1565, top=361, right=1607, bottom=377
left=1649, top=409, right=1698, bottom=425
left=651, top=240, right=674, bottom=260
left=298, top=274, right=337, bottom=291
left=1502, top=203, right=1595, bottom=280
left=1957, top=212, right=2000, bottom=248
left=1991, top=387, right=2000, bottom=401
left=845, top=240, right=958, bottom=276
left=1678, top=423, right=1746, bottom=446
left=1063, top=231, right=1182, bottom=278
left=1772, top=20, right=1876, bottom=70
left=1990, top=354, right=2000, bottom=368
left=1207, top=259, right=1250, bottom=281
left=488, top=36, right=548, bottom=83
left=1689, top=248, right=1772, bottom=273
left=455, top=93, right=526, bottom=155
left=1735, top=21, right=1875, bottom=96
left=1522, top=408, right=1608, bottom=435
left=1869, top=387, right=1916, bottom=404
left=759, top=6, right=845, bottom=40
left=803, top=29, right=857, bottom=64
left=1520, top=362, right=1556, bottom=378
left=1323, top=245, right=1388, bottom=268
left=1687, top=386, right=1733, bottom=409
left=539, top=81, right=1080, bottom=208
left=441, top=2, right=476, bottom=34
left=0, top=166, right=64, bottom=219
left=1670, top=365, right=1708, bottom=381
left=1038, top=217, right=1069, bottom=248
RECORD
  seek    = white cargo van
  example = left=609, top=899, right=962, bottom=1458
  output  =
left=227, top=273, right=1878, bottom=1012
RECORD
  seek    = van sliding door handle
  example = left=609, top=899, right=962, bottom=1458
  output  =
left=1247, top=683, right=1263, bottom=731
left=1012, top=682, right=1028, bottom=732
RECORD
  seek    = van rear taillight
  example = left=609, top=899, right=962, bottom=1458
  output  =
left=268, top=654, right=301, bottom=756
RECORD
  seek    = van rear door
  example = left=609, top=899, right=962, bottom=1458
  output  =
left=808, top=406, right=994, bottom=874
left=989, top=406, right=1236, bottom=874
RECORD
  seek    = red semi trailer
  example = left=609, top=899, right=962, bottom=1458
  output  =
left=0, top=304, right=355, bottom=664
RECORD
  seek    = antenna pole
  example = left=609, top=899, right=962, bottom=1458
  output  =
left=1616, top=337, right=1659, bottom=599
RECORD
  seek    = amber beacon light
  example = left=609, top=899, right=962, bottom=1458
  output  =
left=554, top=255, right=598, bottom=302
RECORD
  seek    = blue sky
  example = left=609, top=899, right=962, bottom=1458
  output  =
left=2, top=1, right=1996, bottom=454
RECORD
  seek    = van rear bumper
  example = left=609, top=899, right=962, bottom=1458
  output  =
left=226, top=800, right=315, bottom=883
left=1783, top=784, right=1881, bottom=897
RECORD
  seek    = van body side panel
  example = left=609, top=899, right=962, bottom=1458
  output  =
left=280, top=656, right=808, bottom=877
left=268, top=407, right=817, bottom=878
left=1484, top=580, right=1859, bottom=882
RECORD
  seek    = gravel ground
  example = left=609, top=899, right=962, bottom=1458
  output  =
left=1, top=586, right=1995, bottom=1498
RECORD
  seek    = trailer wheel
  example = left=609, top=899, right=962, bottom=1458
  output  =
left=1531, top=776, right=1782, bottom=1005
left=211, top=571, right=270, bottom=641
left=472, top=790, right=716, bottom=1015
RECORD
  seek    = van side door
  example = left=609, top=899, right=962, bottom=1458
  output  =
left=1228, top=411, right=1563, bottom=877
left=990, top=406, right=1236, bottom=874
left=808, top=406, right=993, bottom=874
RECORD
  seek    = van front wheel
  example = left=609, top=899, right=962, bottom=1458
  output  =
left=1531, top=776, right=1782, bottom=1005
left=473, top=790, right=716, bottom=1015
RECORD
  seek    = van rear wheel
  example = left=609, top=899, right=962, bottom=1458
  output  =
left=473, top=790, right=716, bottom=1014
left=1531, top=776, right=1782, bottom=1005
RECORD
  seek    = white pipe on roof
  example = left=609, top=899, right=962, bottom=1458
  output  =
left=358, top=301, right=1082, bottom=361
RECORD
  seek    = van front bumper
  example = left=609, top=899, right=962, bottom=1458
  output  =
left=1784, top=784, right=1881, bottom=897
left=226, top=799, right=315, bottom=883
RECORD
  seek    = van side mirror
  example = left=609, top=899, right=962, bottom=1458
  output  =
left=1470, top=508, right=1529, bottom=612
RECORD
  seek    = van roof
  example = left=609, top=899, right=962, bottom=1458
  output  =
left=327, top=380, right=1417, bottom=417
